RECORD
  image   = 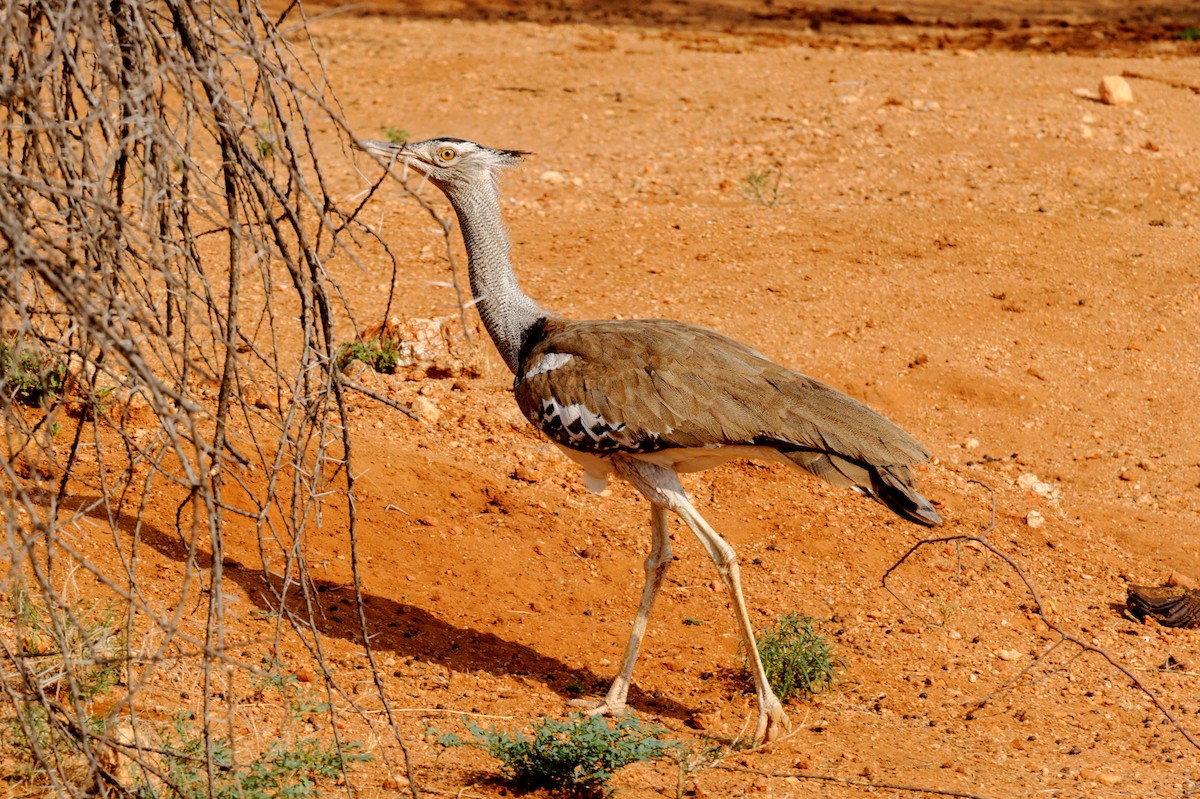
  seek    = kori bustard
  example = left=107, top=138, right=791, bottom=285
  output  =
left=359, top=136, right=941, bottom=742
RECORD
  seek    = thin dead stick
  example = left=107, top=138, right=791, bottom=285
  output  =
left=379, top=708, right=514, bottom=720
left=719, top=764, right=994, bottom=799
left=882, top=480, right=1200, bottom=751
left=0, top=1, right=430, bottom=795
left=338, top=376, right=421, bottom=421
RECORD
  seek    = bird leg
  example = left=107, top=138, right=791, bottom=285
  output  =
left=612, top=457, right=790, bottom=743
left=575, top=504, right=672, bottom=717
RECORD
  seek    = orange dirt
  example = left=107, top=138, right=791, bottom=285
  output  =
left=76, top=2, right=1200, bottom=797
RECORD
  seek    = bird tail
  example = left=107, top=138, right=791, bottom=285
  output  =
left=778, top=450, right=942, bottom=527
left=868, top=465, right=942, bottom=527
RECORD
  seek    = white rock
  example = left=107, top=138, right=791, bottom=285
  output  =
left=359, top=315, right=484, bottom=381
left=1017, top=473, right=1061, bottom=502
left=996, top=649, right=1024, bottom=661
left=1099, top=75, right=1133, bottom=106
left=1025, top=510, right=1046, bottom=528
left=965, top=438, right=980, bottom=450
left=539, top=170, right=566, bottom=185
left=409, top=395, right=441, bottom=424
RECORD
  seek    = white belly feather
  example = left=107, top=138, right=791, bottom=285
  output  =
left=551, top=442, right=791, bottom=494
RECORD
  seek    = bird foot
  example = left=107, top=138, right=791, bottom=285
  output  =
left=568, top=697, right=626, bottom=717
left=755, top=699, right=791, bottom=744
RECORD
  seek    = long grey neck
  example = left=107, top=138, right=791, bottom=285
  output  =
left=445, top=182, right=553, bottom=374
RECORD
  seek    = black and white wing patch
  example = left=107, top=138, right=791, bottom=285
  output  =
left=514, top=336, right=667, bottom=455
left=532, top=396, right=644, bottom=453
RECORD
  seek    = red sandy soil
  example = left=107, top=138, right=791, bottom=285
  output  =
left=60, top=2, right=1200, bottom=798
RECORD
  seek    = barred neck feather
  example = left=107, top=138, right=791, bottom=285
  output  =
left=446, top=182, right=553, bottom=373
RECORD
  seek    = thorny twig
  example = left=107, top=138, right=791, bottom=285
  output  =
left=883, top=480, right=1200, bottom=752
left=0, top=1, right=426, bottom=796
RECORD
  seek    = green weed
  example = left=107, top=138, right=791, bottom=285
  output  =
left=434, top=712, right=679, bottom=797
left=133, top=716, right=371, bottom=799
left=3, top=584, right=125, bottom=782
left=256, top=120, right=275, bottom=159
left=335, top=338, right=402, bottom=374
left=128, top=672, right=371, bottom=799
left=1174, top=26, right=1200, bottom=41
left=0, top=337, right=67, bottom=406
left=745, top=612, right=845, bottom=703
left=382, top=127, right=410, bottom=144
left=742, top=169, right=788, bottom=207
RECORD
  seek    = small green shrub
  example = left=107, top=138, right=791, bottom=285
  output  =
left=382, top=126, right=410, bottom=144
left=746, top=612, right=845, bottom=702
left=436, top=713, right=679, bottom=797
left=3, top=585, right=125, bottom=783
left=335, top=338, right=401, bottom=374
left=1174, top=26, right=1200, bottom=41
left=256, top=120, right=275, bottom=159
left=133, top=716, right=370, bottom=799
left=742, top=169, right=787, bottom=207
left=130, top=675, right=373, bottom=799
left=0, top=337, right=67, bottom=406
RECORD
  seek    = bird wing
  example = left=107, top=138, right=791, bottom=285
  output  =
left=513, top=318, right=931, bottom=469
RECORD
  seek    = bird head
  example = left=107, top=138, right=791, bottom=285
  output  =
left=357, top=137, right=526, bottom=191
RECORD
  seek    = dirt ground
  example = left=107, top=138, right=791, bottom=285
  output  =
left=67, top=2, right=1200, bottom=797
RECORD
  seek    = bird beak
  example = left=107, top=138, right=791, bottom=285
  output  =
left=356, top=139, right=430, bottom=174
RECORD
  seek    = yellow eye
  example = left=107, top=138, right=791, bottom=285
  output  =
left=439, top=148, right=456, bottom=161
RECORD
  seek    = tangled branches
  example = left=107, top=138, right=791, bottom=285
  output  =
left=0, top=1, right=420, bottom=796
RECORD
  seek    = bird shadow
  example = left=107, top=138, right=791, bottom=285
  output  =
left=57, top=492, right=696, bottom=724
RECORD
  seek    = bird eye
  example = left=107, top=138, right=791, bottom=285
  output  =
left=439, top=148, right=456, bottom=161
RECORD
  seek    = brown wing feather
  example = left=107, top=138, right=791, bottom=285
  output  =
left=514, top=318, right=930, bottom=467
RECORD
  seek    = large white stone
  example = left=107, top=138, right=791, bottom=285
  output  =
left=1099, top=75, right=1133, bottom=106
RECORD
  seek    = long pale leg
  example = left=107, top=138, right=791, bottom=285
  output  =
left=613, top=457, right=789, bottom=743
left=577, top=504, right=672, bottom=716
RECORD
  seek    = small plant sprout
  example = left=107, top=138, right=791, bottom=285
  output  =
left=256, top=120, right=275, bottom=159
left=745, top=612, right=845, bottom=703
left=0, top=337, right=67, bottom=406
left=335, top=337, right=402, bottom=374
left=742, top=168, right=788, bottom=207
left=383, top=126, right=410, bottom=144
left=434, top=712, right=680, bottom=797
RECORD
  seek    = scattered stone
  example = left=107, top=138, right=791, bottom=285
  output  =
left=1167, top=572, right=1199, bottom=589
left=409, top=395, right=441, bottom=424
left=340, top=358, right=373, bottom=385
left=1018, top=473, right=1060, bottom=502
left=540, top=170, right=567, bottom=185
left=965, top=438, right=980, bottom=450
left=360, top=315, right=485, bottom=380
left=512, top=464, right=541, bottom=483
left=1025, top=510, right=1045, bottom=528
left=1099, top=75, right=1133, bottom=106
left=996, top=648, right=1024, bottom=661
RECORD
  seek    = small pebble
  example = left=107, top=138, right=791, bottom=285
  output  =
left=1099, top=75, right=1133, bottom=106
left=410, top=395, right=441, bottom=424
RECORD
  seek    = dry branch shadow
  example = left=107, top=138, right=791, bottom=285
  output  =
left=62, top=493, right=698, bottom=725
